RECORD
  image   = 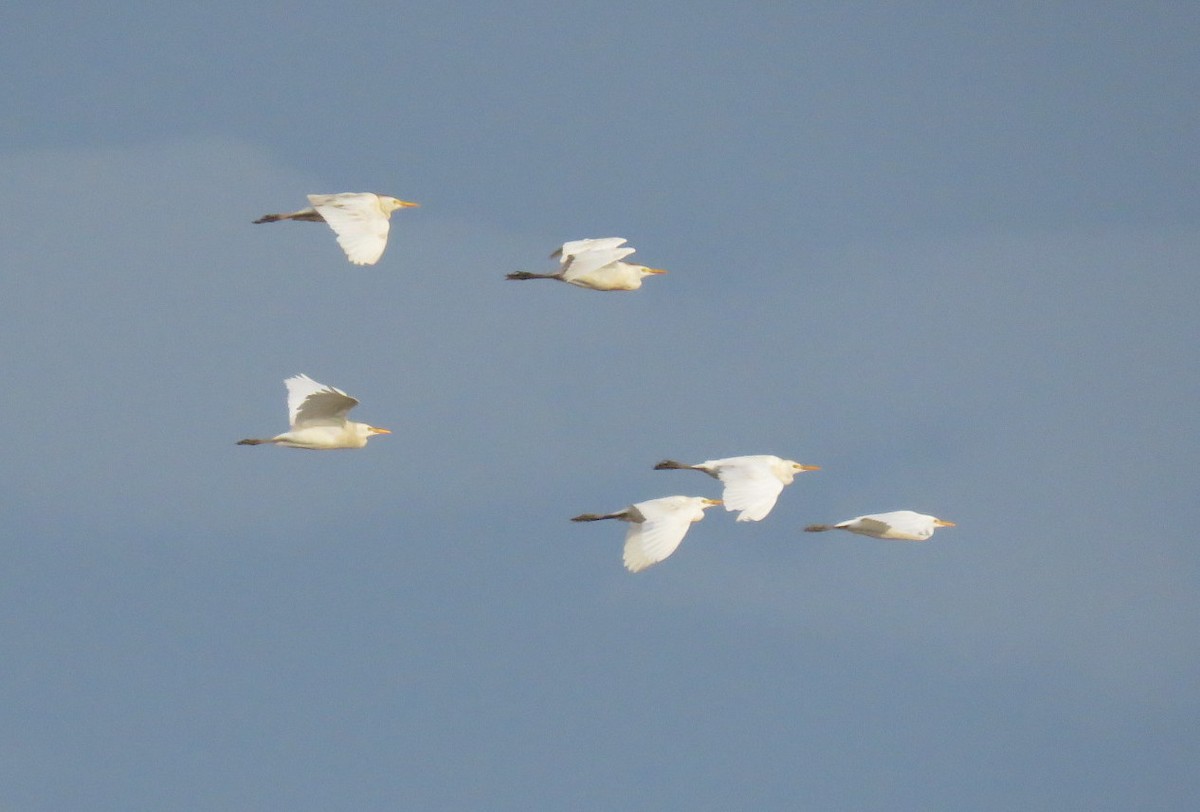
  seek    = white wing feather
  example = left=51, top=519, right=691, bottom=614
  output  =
left=620, top=497, right=707, bottom=572
left=308, top=193, right=390, bottom=265
left=284, top=374, right=359, bottom=428
left=840, top=512, right=933, bottom=540
left=623, top=514, right=691, bottom=573
left=553, top=237, right=627, bottom=259
left=714, top=462, right=785, bottom=522
left=840, top=516, right=895, bottom=537
left=561, top=248, right=637, bottom=280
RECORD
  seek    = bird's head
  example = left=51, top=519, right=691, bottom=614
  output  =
left=688, top=497, right=722, bottom=522
left=354, top=424, right=392, bottom=442
left=383, top=197, right=420, bottom=212
left=774, top=459, right=820, bottom=484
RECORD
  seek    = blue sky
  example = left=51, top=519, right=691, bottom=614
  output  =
left=3, top=3, right=1198, bottom=810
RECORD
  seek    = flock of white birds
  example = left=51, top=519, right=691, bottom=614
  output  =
left=242, top=191, right=955, bottom=572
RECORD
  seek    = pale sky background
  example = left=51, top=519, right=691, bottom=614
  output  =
left=3, top=3, right=1198, bottom=810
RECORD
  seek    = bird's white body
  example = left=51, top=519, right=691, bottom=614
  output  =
left=238, top=374, right=391, bottom=450
left=807, top=511, right=956, bottom=541
left=656, top=455, right=820, bottom=522
left=269, top=423, right=377, bottom=450
left=573, top=495, right=720, bottom=573
left=507, top=237, right=667, bottom=290
left=254, top=192, right=419, bottom=265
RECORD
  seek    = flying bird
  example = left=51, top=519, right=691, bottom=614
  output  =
left=253, top=192, right=419, bottom=265
left=572, top=495, right=721, bottom=572
left=506, top=237, right=667, bottom=290
left=237, top=374, right=391, bottom=450
left=654, top=455, right=820, bottom=522
left=804, top=511, right=956, bottom=541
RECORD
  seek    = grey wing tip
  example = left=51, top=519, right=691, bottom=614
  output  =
left=571, top=513, right=603, bottom=522
left=804, top=524, right=832, bottom=533
left=654, top=459, right=687, bottom=470
left=252, top=214, right=279, bottom=224
left=237, top=438, right=264, bottom=445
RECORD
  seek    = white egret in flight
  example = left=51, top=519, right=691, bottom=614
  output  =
left=506, top=238, right=666, bottom=290
left=572, top=495, right=721, bottom=572
left=654, top=455, right=820, bottom=522
left=253, top=192, right=419, bottom=265
left=804, top=511, right=956, bottom=541
left=237, top=374, right=391, bottom=450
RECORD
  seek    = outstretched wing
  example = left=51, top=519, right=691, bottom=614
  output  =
left=308, top=193, right=391, bottom=265
left=716, top=462, right=785, bottom=522
left=621, top=497, right=700, bottom=572
left=561, top=246, right=636, bottom=278
left=849, top=511, right=936, bottom=540
left=623, top=515, right=691, bottom=573
left=839, top=516, right=895, bottom=538
left=285, top=374, right=359, bottom=428
left=552, top=237, right=627, bottom=260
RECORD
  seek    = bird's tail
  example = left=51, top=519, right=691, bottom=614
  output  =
left=571, top=512, right=623, bottom=522
left=803, top=524, right=834, bottom=533
left=506, top=271, right=560, bottom=281
left=653, top=459, right=693, bottom=471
